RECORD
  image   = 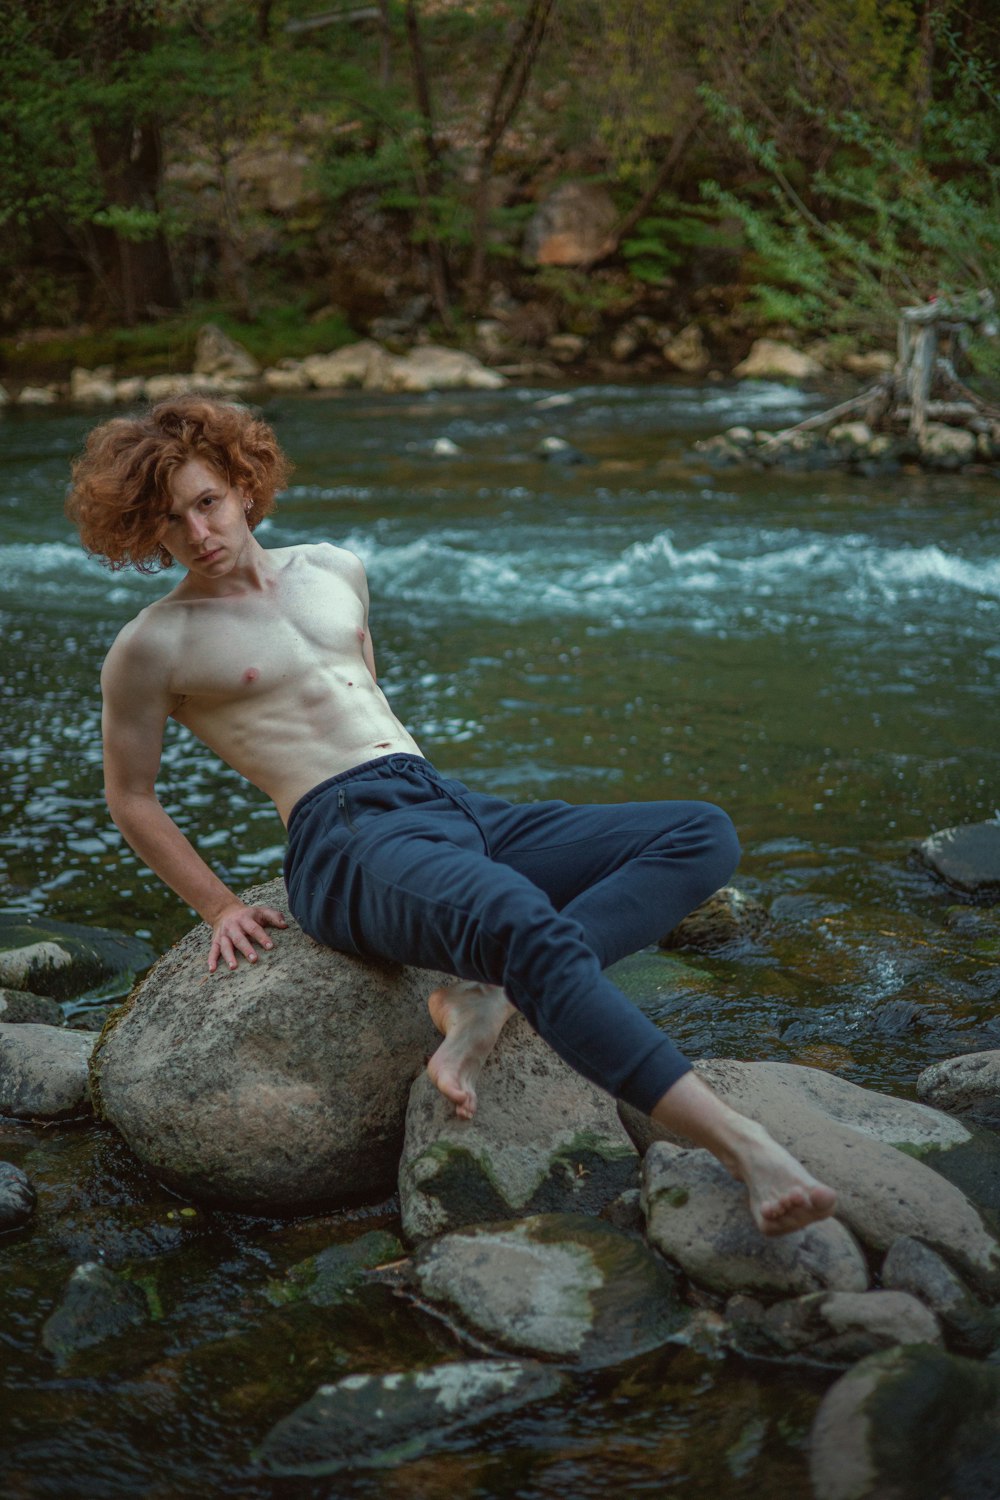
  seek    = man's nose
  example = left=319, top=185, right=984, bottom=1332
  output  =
left=186, top=512, right=209, bottom=542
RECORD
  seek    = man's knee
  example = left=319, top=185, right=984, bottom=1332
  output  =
left=688, top=801, right=741, bottom=892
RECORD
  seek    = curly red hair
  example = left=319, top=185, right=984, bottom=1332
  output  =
left=66, top=396, right=293, bottom=572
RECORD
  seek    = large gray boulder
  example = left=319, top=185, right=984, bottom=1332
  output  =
left=620, top=1058, right=1000, bottom=1296
left=809, top=1345, right=1000, bottom=1500
left=411, top=1212, right=687, bottom=1368
left=255, top=1360, right=563, bottom=1476
left=399, top=1016, right=638, bottom=1246
left=0, top=1022, right=92, bottom=1119
left=642, top=1141, right=869, bottom=1298
left=92, top=878, right=448, bottom=1211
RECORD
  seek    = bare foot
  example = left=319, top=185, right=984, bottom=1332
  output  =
left=729, top=1122, right=838, bottom=1237
left=650, top=1071, right=837, bottom=1238
left=426, top=982, right=516, bottom=1120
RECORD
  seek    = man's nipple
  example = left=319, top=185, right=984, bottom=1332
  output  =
left=243, top=667, right=260, bottom=684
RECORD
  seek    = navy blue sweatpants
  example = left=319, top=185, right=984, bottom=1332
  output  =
left=283, top=754, right=739, bottom=1114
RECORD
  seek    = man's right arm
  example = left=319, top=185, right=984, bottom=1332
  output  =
left=101, top=621, right=286, bottom=971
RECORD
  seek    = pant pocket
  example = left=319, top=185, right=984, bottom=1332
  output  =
left=337, top=786, right=358, bottom=833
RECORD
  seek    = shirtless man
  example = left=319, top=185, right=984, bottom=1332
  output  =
left=67, top=396, right=836, bottom=1238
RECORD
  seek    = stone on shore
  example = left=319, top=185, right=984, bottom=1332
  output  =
left=193, top=323, right=260, bottom=380
left=69, top=366, right=117, bottom=404
left=301, top=340, right=389, bottom=389
left=255, top=1360, right=563, bottom=1476
left=917, top=1049, right=1000, bottom=1131
left=809, top=1345, right=1000, bottom=1500
left=732, top=339, right=823, bottom=380
left=642, top=1142, right=868, bottom=1299
left=917, top=820, right=1000, bottom=897
left=620, top=1058, right=1000, bottom=1296
left=882, top=1235, right=1000, bottom=1355
left=41, top=1262, right=149, bottom=1367
left=919, top=422, right=978, bottom=469
left=0, top=1161, right=36, bottom=1231
left=0, top=988, right=63, bottom=1025
left=0, top=1023, right=92, bottom=1119
left=410, top=1212, right=687, bottom=1368
left=382, top=346, right=506, bottom=393
left=523, top=181, right=617, bottom=267
left=399, top=1016, right=638, bottom=1247
left=727, top=1288, right=941, bottom=1366
left=93, top=878, right=448, bottom=1211
left=659, top=885, right=768, bottom=952
left=0, top=913, right=156, bottom=1000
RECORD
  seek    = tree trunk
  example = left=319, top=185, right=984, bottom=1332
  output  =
left=90, top=119, right=178, bottom=324
left=403, top=0, right=450, bottom=326
left=467, top=0, right=557, bottom=309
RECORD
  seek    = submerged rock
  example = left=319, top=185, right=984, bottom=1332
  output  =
left=255, top=1359, right=563, bottom=1476
left=0, top=913, right=155, bottom=1000
left=659, top=885, right=768, bottom=952
left=642, top=1143, right=868, bottom=1299
left=0, top=1022, right=92, bottom=1119
left=265, top=1230, right=404, bottom=1308
left=809, top=1345, right=1000, bottom=1500
left=728, top=1288, right=941, bottom=1366
left=0, top=988, right=63, bottom=1025
left=411, top=1212, right=687, bottom=1368
left=918, top=1050, right=1000, bottom=1131
left=917, top=820, right=1000, bottom=898
left=41, top=1262, right=148, bottom=1367
left=0, top=1161, right=36, bottom=1231
left=93, top=878, right=448, bottom=1211
left=399, top=1017, right=638, bottom=1246
left=620, top=1058, right=1000, bottom=1296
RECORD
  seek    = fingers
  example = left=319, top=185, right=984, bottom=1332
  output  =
left=208, top=905, right=289, bottom=973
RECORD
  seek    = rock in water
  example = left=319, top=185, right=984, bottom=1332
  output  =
left=659, top=885, right=768, bottom=951
left=642, top=1142, right=869, bottom=1298
left=399, top=1016, right=638, bottom=1246
left=620, top=1058, right=1000, bottom=1297
left=41, top=1262, right=148, bottom=1367
left=917, top=821, right=1000, bottom=897
left=0, top=1162, right=36, bottom=1231
left=255, top=1360, right=563, bottom=1476
left=93, top=878, right=447, bottom=1211
left=411, top=1212, right=687, bottom=1368
left=0, top=1023, right=93, bottom=1119
left=809, top=1345, right=1000, bottom=1500
left=918, top=1050, right=1000, bottom=1131
left=0, top=914, right=155, bottom=1000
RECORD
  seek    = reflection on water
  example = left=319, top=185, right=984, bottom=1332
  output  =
left=1, top=384, right=998, bottom=1496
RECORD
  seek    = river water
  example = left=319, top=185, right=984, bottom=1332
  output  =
left=1, top=383, right=998, bottom=1495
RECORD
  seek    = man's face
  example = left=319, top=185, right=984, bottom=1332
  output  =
left=161, top=458, right=251, bottom=575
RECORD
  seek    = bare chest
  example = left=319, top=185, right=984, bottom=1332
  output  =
left=166, top=570, right=367, bottom=707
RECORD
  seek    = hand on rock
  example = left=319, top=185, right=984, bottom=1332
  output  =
left=208, top=902, right=288, bottom=973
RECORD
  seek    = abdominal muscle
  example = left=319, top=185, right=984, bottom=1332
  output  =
left=174, top=668, right=424, bottom=825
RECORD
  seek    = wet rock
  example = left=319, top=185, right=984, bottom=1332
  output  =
left=827, top=420, right=873, bottom=450
left=917, top=1050, right=1000, bottom=1131
left=255, top=1359, right=563, bottom=1476
left=620, top=1058, right=1000, bottom=1296
left=0, top=1023, right=92, bottom=1119
left=919, top=421, right=978, bottom=469
left=266, top=1229, right=404, bottom=1308
left=809, top=1345, right=1000, bottom=1500
left=918, top=820, right=1000, bottom=897
left=0, top=1161, right=36, bottom=1231
left=0, top=988, right=62, bottom=1025
left=523, top=181, right=617, bottom=267
left=732, top=340, right=823, bottom=380
left=41, top=1262, right=148, bottom=1367
left=659, top=885, right=768, bottom=951
left=399, top=1016, right=638, bottom=1246
left=93, top=877, right=448, bottom=1211
left=0, top=912, right=155, bottom=1000
left=193, top=323, right=260, bottom=380
left=727, top=1288, right=941, bottom=1365
left=537, top=434, right=589, bottom=464
left=642, top=1142, right=868, bottom=1298
left=882, top=1235, right=1000, bottom=1355
left=411, top=1212, right=687, bottom=1368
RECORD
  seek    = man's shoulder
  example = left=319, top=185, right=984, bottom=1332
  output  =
left=285, top=541, right=366, bottom=588
left=102, top=599, right=182, bottom=679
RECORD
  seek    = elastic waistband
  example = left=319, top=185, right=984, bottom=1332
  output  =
left=287, top=753, right=438, bottom=833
